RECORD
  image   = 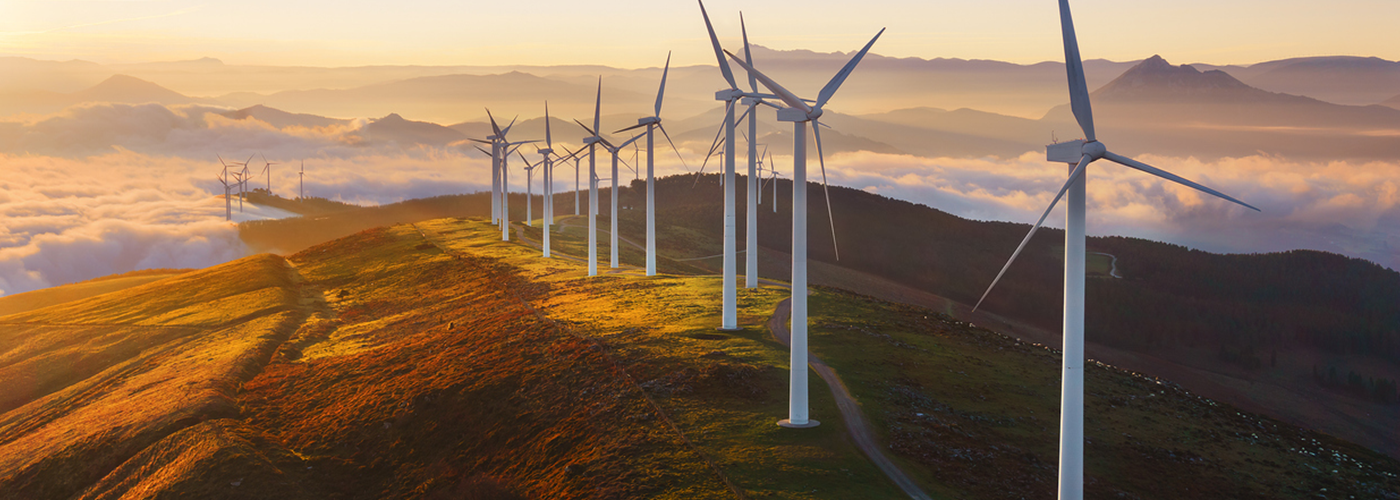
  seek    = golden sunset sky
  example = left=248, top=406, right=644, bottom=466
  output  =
left=2, top=0, right=1397, bottom=67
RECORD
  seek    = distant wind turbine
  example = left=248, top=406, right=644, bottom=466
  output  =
left=578, top=77, right=606, bottom=277
left=259, top=153, right=277, bottom=195
left=215, top=156, right=234, bottom=221
left=726, top=25, right=884, bottom=429
left=539, top=102, right=556, bottom=258
left=972, top=1, right=1260, bottom=498
left=614, top=51, right=688, bottom=277
left=579, top=110, right=646, bottom=270
left=298, top=160, right=305, bottom=201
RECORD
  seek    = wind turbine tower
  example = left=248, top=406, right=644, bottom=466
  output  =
left=615, top=51, right=687, bottom=277
left=974, top=1, right=1260, bottom=498
left=700, top=0, right=743, bottom=331
left=726, top=26, right=883, bottom=429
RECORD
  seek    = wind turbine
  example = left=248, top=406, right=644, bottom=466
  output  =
left=298, top=160, right=305, bottom=201
left=972, top=1, right=1259, bottom=498
left=614, top=51, right=688, bottom=277
left=259, top=154, right=277, bottom=195
left=593, top=130, right=645, bottom=269
left=725, top=26, right=883, bottom=429
left=485, top=111, right=536, bottom=242
left=215, top=157, right=234, bottom=221
left=539, top=103, right=556, bottom=257
left=520, top=150, right=538, bottom=226
left=577, top=77, right=605, bottom=277
left=737, top=14, right=768, bottom=290
left=699, top=0, right=744, bottom=331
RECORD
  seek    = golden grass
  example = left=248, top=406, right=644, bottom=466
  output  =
left=0, top=270, right=188, bottom=318
left=0, top=255, right=306, bottom=499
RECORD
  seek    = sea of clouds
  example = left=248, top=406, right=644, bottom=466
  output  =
left=0, top=103, right=492, bottom=296
left=1, top=101, right=1396, bottom=296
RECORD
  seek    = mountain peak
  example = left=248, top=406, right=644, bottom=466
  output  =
left=1094, top=55, right=1257, bottom=101
left=73, top=74, right=191, bottom=104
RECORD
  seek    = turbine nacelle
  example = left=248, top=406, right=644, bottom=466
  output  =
left=1046, top=139, right=1106, bottom=163
left=636, top=116, right=661, bottom=126
left=714, top=88, right=744, bottom=101
left=583, top=136, right=603, bottom=145
left=776, top=107, right=808, bottom=123
left=538, top=148, right=554, bottom=155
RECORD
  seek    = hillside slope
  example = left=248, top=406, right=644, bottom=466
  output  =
left=6, top=217, right=1398, bottom=499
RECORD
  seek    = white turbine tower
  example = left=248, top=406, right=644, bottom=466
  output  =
left=258, top=154, right=277, bottom=196
left=973, top=1, right=1259, bottom=498
left=726, top=28, right=883, bottom=429
left=298, top=160, right=305, bottom=201
left=737, top=14, right=771, bottom=290
left=215, top=157, right=234, bottom=221
left=614, top=52, right=687, bottom=277
left=699, top=0, right=744, bottom=331
left=539, top=103, right=556, bottom=258
left=519, top=150, right=537, bottom=226
left=577, top=77, right=605, bottom=277
left=579, top=125, right=645, bottom=270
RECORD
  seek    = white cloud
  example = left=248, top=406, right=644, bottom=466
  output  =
left=2, top=102, right=1395, bottom=298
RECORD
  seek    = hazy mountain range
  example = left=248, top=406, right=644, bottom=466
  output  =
left=4, top=49, right=1397, bottom=161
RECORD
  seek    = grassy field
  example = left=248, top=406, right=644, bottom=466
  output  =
left=3, top=215, right=1397, bottom=499
left=805, top=286, right=1400, bottom=499
left=0, top=269, right=189, bottom=317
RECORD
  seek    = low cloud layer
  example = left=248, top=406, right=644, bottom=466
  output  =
left=809, top=151, right=1400, bottom=271
left=2, top=102, right=1396, bottom=297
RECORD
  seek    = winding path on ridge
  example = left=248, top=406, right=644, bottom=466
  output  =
left=767, top=298, right=933, bottom=500
left=510, top=216, right=929, bottom=496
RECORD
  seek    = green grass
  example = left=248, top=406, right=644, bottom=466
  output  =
left=805, top=286, right=1400, bottom=499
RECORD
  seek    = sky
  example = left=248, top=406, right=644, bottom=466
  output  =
left=1, top=0, right=1399, bottom=295
left=2, top=0, right=1399, bottom=68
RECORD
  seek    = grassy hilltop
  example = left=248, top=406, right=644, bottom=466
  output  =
left=3, top=215, right=1397, bottom=498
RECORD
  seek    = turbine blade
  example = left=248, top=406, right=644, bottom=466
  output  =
left=725, top=49, right=810, bottom=113
left=1059, top=0, right=1096, bottom=142
left=502, top=115, right=518, bottom=136
left=618, top=132, right=645, bottom=149
left=734, top=105, right=752, bottom=131
left=655, top=51, right=671, bottom=118
left=1103, top=151, right=1260, bottom=211
left=486, top=108, right=502, bottom=137
left=816, top=27, right=885, bottom=110
left=740, top=12, right=758, bottom=93
left=614, top=122, right=648, bottom=134
left=974, top=154, right=1092, bottom=311
left=593, top=76, right=602, bottom=135
left=698, top=0, right=738, bottom=89
left=545, top=101, right=552, bottom=147
left=474, top=145, right=491, bottom=156
left=575, top=118, right=598, bottom=137
left=812, top=122, right=840, bottom=261
left=658, top=123, right=688, bottom=170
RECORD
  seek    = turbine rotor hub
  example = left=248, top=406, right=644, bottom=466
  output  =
left=1082, top=140, right=1106, bottom=160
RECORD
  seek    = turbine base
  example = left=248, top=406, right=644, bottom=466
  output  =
left=777, top=419, right=820, bottom=429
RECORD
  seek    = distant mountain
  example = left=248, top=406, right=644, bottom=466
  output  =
left=1199, top=56, right=1400, bottom=107
left=1092, top=55, right=1263, bottom=101
left=1382, top=93, right=1400, bottom=110
left=360, top=113, right=465, bottom=146
left=1041, top=55, right=1400, bottom=159
left=0, top=74, right=203, bottom=116
left=221, top=104, right=349, bottom=129
left=72, top=74, right=197, bottom=106
left=237, top=71, right=655, bottom=125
